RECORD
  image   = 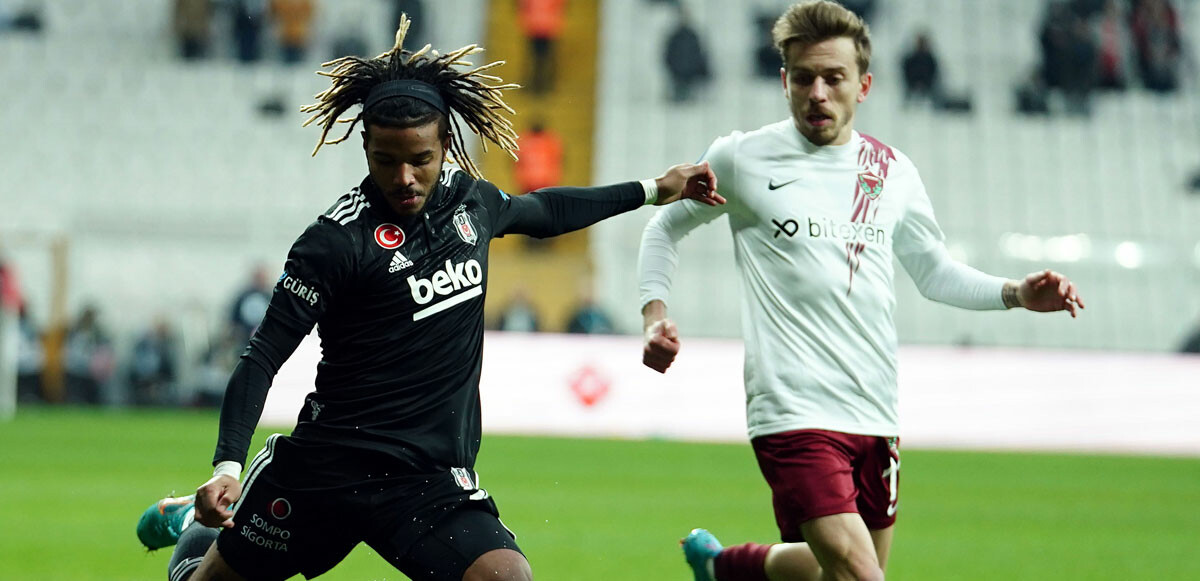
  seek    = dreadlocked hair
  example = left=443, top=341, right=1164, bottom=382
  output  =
left=300, top=14, right=520, bottom=179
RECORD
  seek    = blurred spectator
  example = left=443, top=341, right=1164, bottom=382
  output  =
left=1180, top=324, right=1200, bottom=354
left=515, top=121, right=564, bottom=194
left=391, top=0, right=427, bottom=50
left=173, top=0, right=212, bottom=61
left=1092, top=0, right=1133, bottom=90
left=901, top=32, right=941, bottom=108
left=64, top=305, right=115, bottom=405
left=1131, top=0, right=1181, bottom=93
left=1063, top=15, right=1098, bottom=115
left=1071, top=0, right=1107, bottom=19
left=231, top=0, right=268, bottom=63
left=193, top=328, right=239, bottom=407
left=518, top=0, right=567, bottom=95
left=1015, top=69, right=1051, bottom=115
left=0, top=258, right=20, bottom=416
left=497, top=288, right=541, bottom=333
left=663, top=5, right=711, bottom=104
left=565, top=285, right=615, bottom=334
left=566, top=302, right=615, bottom=334
left=840, top=0, right=876, bottom=23
left=1040, top=2, right=1073, bottom=90
left=271, top=0, right=314, bottom=65
left=0, top=1, right=43, bottom=33
left=330, top=26, right=369, bottom=60
left=16, top=304, right=43, bottom=403
left=229, top=265, right=272, bottom=350
left=0, top=255, right=18, bottom=312
left=129, top=317, right=179, bottom=406
left=754, top=12, right=781, bottom=79
left=1040, top=3, right=1097, bottom=115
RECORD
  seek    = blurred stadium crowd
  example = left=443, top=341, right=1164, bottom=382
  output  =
left=0, top=0, right=1198, bottom=410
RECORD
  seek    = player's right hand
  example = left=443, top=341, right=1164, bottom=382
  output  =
left=643, top=318, right=681, bottom=373
left=195, top=474, right=241, bottom=529
left=653, top=161, right=726, bottom=207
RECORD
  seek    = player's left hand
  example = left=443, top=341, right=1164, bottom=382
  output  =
left=1017, top=269, right=1085, bottom=317
left=653, top=161, right=726, bottom=207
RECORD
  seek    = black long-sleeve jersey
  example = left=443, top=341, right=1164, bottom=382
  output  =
left=215, top=167, right=646, bottom=472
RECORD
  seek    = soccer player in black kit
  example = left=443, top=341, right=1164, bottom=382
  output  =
left=135, top=16, right=725, bottom=581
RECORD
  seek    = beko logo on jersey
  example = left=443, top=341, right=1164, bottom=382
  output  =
left=774, top=217, right=887, bottom=245
left=407, top=259, right=483, bottom=305
left=280, top=272, right=320, bottom=306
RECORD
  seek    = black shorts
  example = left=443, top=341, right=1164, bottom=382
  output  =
left=216, top=434, right=522, bottom=580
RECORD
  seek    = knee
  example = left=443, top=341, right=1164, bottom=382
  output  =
left=856, top=565, right=885, bottom=581
left=823, top=556, right=884, bottom=581
left=462, top=562, right=531, bottom=581
left=462, top=550, right=532, bottom=581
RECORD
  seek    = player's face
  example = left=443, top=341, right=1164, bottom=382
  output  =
left=781, top=36, right=872, bottom=146
left=363, top=122, right=449, bottom=216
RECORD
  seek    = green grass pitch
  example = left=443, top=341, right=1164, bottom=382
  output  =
left=1, top=408, right=1197, bottom=580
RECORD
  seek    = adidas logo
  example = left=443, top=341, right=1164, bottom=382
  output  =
left=388, top=251, right=414, bottom=273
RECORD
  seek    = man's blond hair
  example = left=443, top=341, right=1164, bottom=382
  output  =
left=773, top=1, right=872, bottom=74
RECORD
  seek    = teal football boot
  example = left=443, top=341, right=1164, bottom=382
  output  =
left=136, top=495, right=196, bottom=550
left=681, top=528, right=723, bottom=581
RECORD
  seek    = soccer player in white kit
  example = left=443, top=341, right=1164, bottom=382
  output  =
left=638, top=2, right=1084, bottom=580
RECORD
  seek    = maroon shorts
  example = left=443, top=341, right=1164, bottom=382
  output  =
left=751, top=429, right=900, bottom=542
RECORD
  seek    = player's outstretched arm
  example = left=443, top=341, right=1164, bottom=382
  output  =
left=642, top=300, right=681, bottom=373
left=195, top=473, right=241, bottom=528
left=493, top=161, right=725, bottom=239
left=1004, top=269, right=1085, bottom=317
left=651, top=161, right=726, bottom=207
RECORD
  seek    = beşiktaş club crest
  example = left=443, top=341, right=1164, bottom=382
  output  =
left=453, top=204, right=478, bottom=245
left=857, top=171, right=885, bottom=200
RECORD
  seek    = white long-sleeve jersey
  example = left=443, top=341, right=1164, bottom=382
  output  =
left=640, top=121, right=1009, bottom=438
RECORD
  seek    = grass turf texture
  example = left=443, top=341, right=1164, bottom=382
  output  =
left=1, top=408, right=1197, bottom=580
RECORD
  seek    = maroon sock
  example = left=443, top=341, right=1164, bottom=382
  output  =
left=713, top=542, right=772, bottom=581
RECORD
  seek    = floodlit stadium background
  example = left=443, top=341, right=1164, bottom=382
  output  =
left=0, top=1, right=1198, bottom=579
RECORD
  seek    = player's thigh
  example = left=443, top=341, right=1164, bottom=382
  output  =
left=376, top=501, right=526, bottom=581
left=189, top=541, right=247, bottom=581
left=752, top=430, right=859, bottom=542
left=799, top=513, right=883, bottom=581
left=869, top=525, right=894, bottom=571
left=854, top=437, right=900, bottom=533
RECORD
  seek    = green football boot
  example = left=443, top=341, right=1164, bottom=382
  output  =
left=136, top=495, right=195, bottom=550
left=681, top=528, right=723, bottom=581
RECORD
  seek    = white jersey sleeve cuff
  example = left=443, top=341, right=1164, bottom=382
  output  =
left=639, top=178, right=658, bottom=205
left=213, top=460, right=243, bottom=481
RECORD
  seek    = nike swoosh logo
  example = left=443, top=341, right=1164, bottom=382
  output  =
left=768, top=178, right=800, bottom=191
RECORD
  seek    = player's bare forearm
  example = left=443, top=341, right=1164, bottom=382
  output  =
left=642, top=299, right=669, bottom=330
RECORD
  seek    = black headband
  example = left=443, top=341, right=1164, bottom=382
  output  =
left=364, top=80, right=447, bottom=115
